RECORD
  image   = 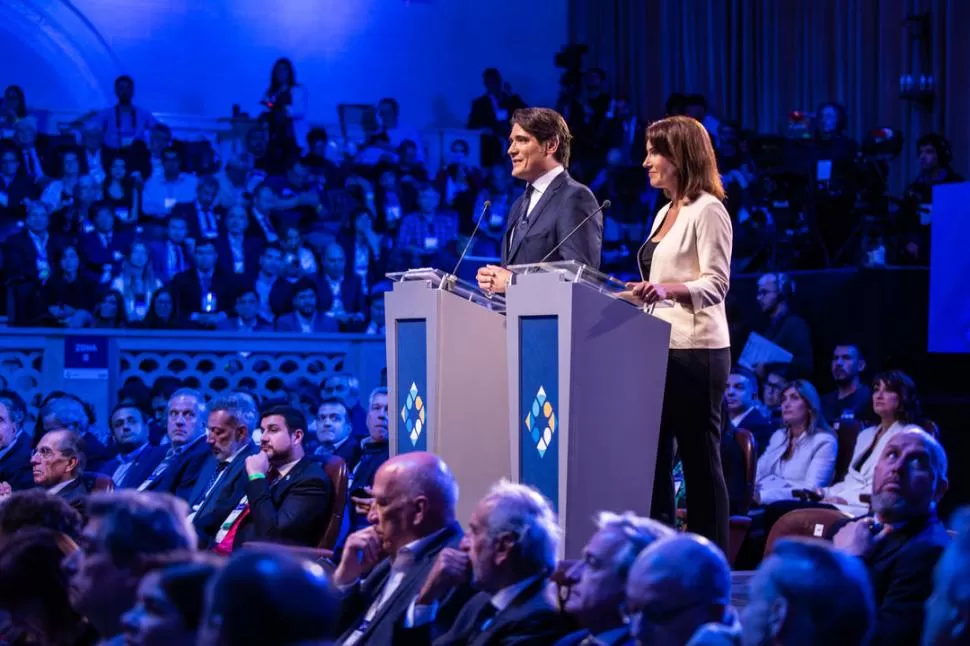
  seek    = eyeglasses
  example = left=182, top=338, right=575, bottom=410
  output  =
left=32, top=446, right=66, bottom=461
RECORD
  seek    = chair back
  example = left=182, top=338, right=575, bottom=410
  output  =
left=918, top=419, right=941, bottom=439
left=319, top=456, right=348, bottom=550
left=734, top=428, right=758, bottom=515
left=763, top=508, right=852, bottom=557
left=83, top=472, right=115, bottom=493
left=835, top=420, right=863, bottom=481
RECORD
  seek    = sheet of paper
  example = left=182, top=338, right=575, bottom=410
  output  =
left=738, top=332, right=794, bottom=370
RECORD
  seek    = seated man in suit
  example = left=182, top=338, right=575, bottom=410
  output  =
left=555, top=513, right=673, bottom=646
left=188, top=392, right=259, bottom=547
left=739, top=539, right=874, bottom=646
left=250, top=242, right=294, bottom=325
left=318, top=242, right=367, bottom=332
left=334, top=452, right=464, bottom=645
left=831, top=428, right=950, bottom=646
left=135, top=388, right=210, bottom=501
left=625, top=533, right=734, bottom=646
left=172, top=174, right=223, bottom=242
left=406, top=481, right=570, bottom=644
left=275, top=277, right=338, bottom=333
left=30, top=428, right=90, bottom=512
left=149, top=213, right=193, bottom=284
left=78, top=201, right=132, bottom=285
left=313, top=396, right=362, bottom=471
left=4, top=201, right=65, bottom=324
left=212, top=405, right=332, bottom=553
left=104, top=403, right=166, bottom=488
left=476, top=107, right=603, bottom=295
left=0, top=391, right=35, bottom=491
left=170, top=238, right=238, bottom=329
left=215, top=286, right=274, bottom=332
left=725, top=368, right=773, bottom=456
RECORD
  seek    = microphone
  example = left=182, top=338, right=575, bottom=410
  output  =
left=451, top=200, right=491, bottom=278
left=539, top=199, right=611, bottom=264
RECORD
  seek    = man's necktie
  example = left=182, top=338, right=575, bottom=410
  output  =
left=509, top=184, right=534, bottom=251
left=196, top=461, right=230, bottom=505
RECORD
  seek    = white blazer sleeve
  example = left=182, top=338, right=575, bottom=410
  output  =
left=684, top=201, right=732, bottom=312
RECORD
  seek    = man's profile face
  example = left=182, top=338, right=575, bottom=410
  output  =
left=508, top=123, right=554, bottom=182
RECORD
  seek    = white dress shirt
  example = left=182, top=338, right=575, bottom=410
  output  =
left=526, top=165, right=565, bottom=216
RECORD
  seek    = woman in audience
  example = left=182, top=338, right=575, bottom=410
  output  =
left=281, top=225, right=318, bottom=281
left=89, top=289, right=129, bottom=328
left=121, top=559, right=221, bottom=646
left=260, top=57, right=307, bottom=166
left=0, top=528, right=98, bottom=646
left=140, top=287, right=177, bottom=329
left=41, top=148, right=84, bottom=214
left=753, top=379, right=837, bottom=505
left=1, top=85, right=28, bottom=132
left=102, top=153, right=138, bottom=223
left=110, top=240, right=163, bottom=322
left=814, top=370, right=923, bottom=516
left=43, top=245, right=98, bottom=327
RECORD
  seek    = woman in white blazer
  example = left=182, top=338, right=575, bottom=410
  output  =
left=623, top=116, right=733, bottom=551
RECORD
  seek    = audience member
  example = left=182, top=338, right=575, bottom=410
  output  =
left=215, top=204, right=264, bottom=281
left=831, top=428, right=950, bottom=646
left=275, top=276, right=337, bottom=333
left=149, top=213, right=193, bottom=284
left=740, top=539, right=875, bottom=646
left=0, top=489, right=82, bottom=543
left=31, top=428, right=90, bottom=511
left=136, top=388, right=210, bottom=500
left=753, top=273, right=813, bottom=378
left=407, top=480, right=569, bottom=644
left=142, top=147, right=198, bottom=221
left=212, top=405, right=332, bottom=552
left=105, top=403, right=167, bottom=489
left=0, top=390, right=34, bottom=491
left=251, top=241, right=294, bottom=323
left=313, top=396, right=362, bottom=469
left=170, top=238, right=238, bottom=328
left=216, top=286, right=274, bottom=331
left=335, top=452, right=463, bottom=644
left=322, top=373, right=368, bottom=439
left=62, top=491, right=196, bottom=644
left=83, top=75, right=157, bottom=149
left=625, top=533, right=735, bottom=646
left=724, top=368, right=773, bottom=455
left=198, top=550, right=336, bottom=646
left=922, top=507, right=970, bottom=646
left=173, top=175, right=223, bottom=242
left=820, top=344, right=873, bottom=426
left=346, top=387, right=390, bottom=533
left=188, top=393, right=259, bottom=547
left=319, top=242, right=367, bottom=332
left=555, top=512, right=674, bottom=645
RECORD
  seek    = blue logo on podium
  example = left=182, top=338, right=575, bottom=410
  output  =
left=400, top=382, right=426, bottom=447
left=524, top=386, right=556, bottom=457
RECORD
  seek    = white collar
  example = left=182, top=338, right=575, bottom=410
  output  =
left=731, top=407, right=754, bottom=426
left=490, top=575, right=539, bottom=612
left=224, top=442, right=253, bottom=464
left=529, top=165, right=565, bottom=196
left=276, top=457, right=302, bottom=479
left=47, top=477, right=78, bottom=495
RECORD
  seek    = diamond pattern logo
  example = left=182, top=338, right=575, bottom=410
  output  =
left=400, top=382, right=426, bottom=446
left=524, top=386, right=556, bottom=457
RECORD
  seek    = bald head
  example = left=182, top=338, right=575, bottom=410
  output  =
left=369, top=452, right=458, bottom=555
left=872, top=427, right=948, bottom=523
left=323, top=242, right=346, bottom=279
left=626, top=534, right=730, bottom=646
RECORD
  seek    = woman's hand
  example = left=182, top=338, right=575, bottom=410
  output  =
left=623, top=281, right=669, bottom=304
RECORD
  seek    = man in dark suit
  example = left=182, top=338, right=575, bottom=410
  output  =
left=172, top=175, right=224, bottom=243
left=318, top=242, right=367, bottom=332
left=102, top=404, right=166, bottom=489
left=149, top=212, right=194, bottom=284
left=724, top=368, right=774, bottom=456
left=312, top=397, right=362, bottom=471
left=0, top=143, right=37, bottom=230
left=213, top=405, right=332, bottom=552
left=189, top=393, right=260, bottom=547
left=30, top=428, right=90, bottom=513
left=275, top=277, right=338, bottom=333
left=215, top=287, right=274, bottom=332
left=334, top=453, right=466, bottom=644
left=135, top=388, right=211, bottom=501
left=215, top=205, right=264, bottom=284
left=831, top=428, right=950, bottom=646
left=476, top=107, right=603, bottom=295
left=250, top=242, right=294, bottom=324
left=467, top=68, right=527, bottom=168
left=405, top=481, right=569, bottom=645
left=78, top=201, right=133, bottom=284
left=170, top=238, right=239, bottom=328
left=4, top=201, right=65, bottom=324
left=554, top=514, right=672, bottom=646
left=0, top=391, right=35, bottom=491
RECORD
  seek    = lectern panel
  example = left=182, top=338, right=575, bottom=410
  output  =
left=395, top=318, right=429, bottom=454
left=518, top=315, right=560, bottom=512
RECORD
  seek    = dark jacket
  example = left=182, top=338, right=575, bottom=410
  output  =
left=0, top=433, right=34, bottom=491
left=313, top=437, right=363, bottom=473
left=139, top=435, right=211, bottom=501
left=733, top=408, right=774, bottom=459
left=317, top=273, right=367, bottom=331
left=232, top=456, right=333, bottom=549
left=501, top=171, right=602, bottom=269
left=214, top=232, right=264, bottom=284
left=337, top=522, right=466, bottom=645
left=170, top=268, right=240, bottom=325
left=274, top=311, right=338, bottom=333
left=77, top=228, right=133, bottom=279
left=53, top=476, right=94, bottom=514
left=189, top=443, right=260, bottom=547
left=760, top=310, right=814, bottom=379
left=106, top=443, right=168, bottom=490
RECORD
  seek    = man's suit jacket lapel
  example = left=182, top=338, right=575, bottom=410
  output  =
left=194, top=446, right=257, bottom=516
left=470, top=577, right=551, bottom=646
left=505, top=172, right=568, bottom=265
left=119, top=445, right=166, bottom=489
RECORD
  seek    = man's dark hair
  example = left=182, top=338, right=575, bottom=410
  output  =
left=378, top=97, right=400, bottom=117
left=195, top=238, right=217, bottom=252
left=262, top=241, right=284, bottom=256
left=110, top=402, right=146, bottom=424
left=0, top=490, right=83, bottom=540
left=307, top=127, right=329, bottom=147
left=151, top=376, right=182, bottom=401
left=317, top=397, right=349, bottom=417
left=510, top=107, right=573, bottom=167
left=115, top=75, right=134, bottom=90
left=259, top=405, right=308, bottom=436
left=236, top=286, right=259, bottom=301
left=0, top=390, right=27, bottom=429
left=293, top=277, right=317, bottom=297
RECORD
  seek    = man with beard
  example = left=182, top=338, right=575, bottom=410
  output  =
left=831, top=428, right=950, bottom=646
left=821, top=344, right=873, bottom=426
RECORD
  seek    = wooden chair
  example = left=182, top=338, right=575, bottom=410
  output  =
left=82, top=472, right=115, bottom=493
left=763, top=508, right=852, bottom=558
left=318, top=455, right=348, bottom=551
left=727, top=428, right=758, bottom=566
left=243, top=541, right=335, bottom=573
left=835, top=420, right=863, bottom=482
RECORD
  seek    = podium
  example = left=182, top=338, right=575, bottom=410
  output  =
left=384, top=268, right=510, bottom=524
left=504, top=261, right=672, bottom=558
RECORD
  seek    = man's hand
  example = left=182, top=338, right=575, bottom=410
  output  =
left=334, top=526, right=384, bottom=586
left=476, top=265, right=512, bottom=295
left=245, top=451, right=270, bottom=477
left=833, top=517, right=892, bottom=558
left=415, top=548, right=471, bottom=605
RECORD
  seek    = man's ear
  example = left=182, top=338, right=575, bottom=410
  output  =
left=768, top=596, right=788, bottom=640
left=493, top=531, right=517, bottom=567
left=544, top=136, right=560, bottom=158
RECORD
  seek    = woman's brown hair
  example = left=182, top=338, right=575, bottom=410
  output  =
left=780, top=379, right=832, bottom=461
left=645, top=115, right=725, bottom=202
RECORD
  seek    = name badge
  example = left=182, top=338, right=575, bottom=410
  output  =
left=386, top=205, right=401, bottom=223
left=234, top=260, right=245, bottom=273
left=164, top=197, right=177, bottom=210
left=114, top=207, right=130, bottom=221
left=424, top=236, right=439, bottom=250
left=0, top=192, right=7, bottom=208
left=113, top=251, right=123, bottom=262
left=816, top=160, right=832, bottom=181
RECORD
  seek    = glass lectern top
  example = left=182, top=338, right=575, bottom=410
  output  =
left=505, top=260, right=673, bottom=310
left=386, top=268, right=506, bottom=311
